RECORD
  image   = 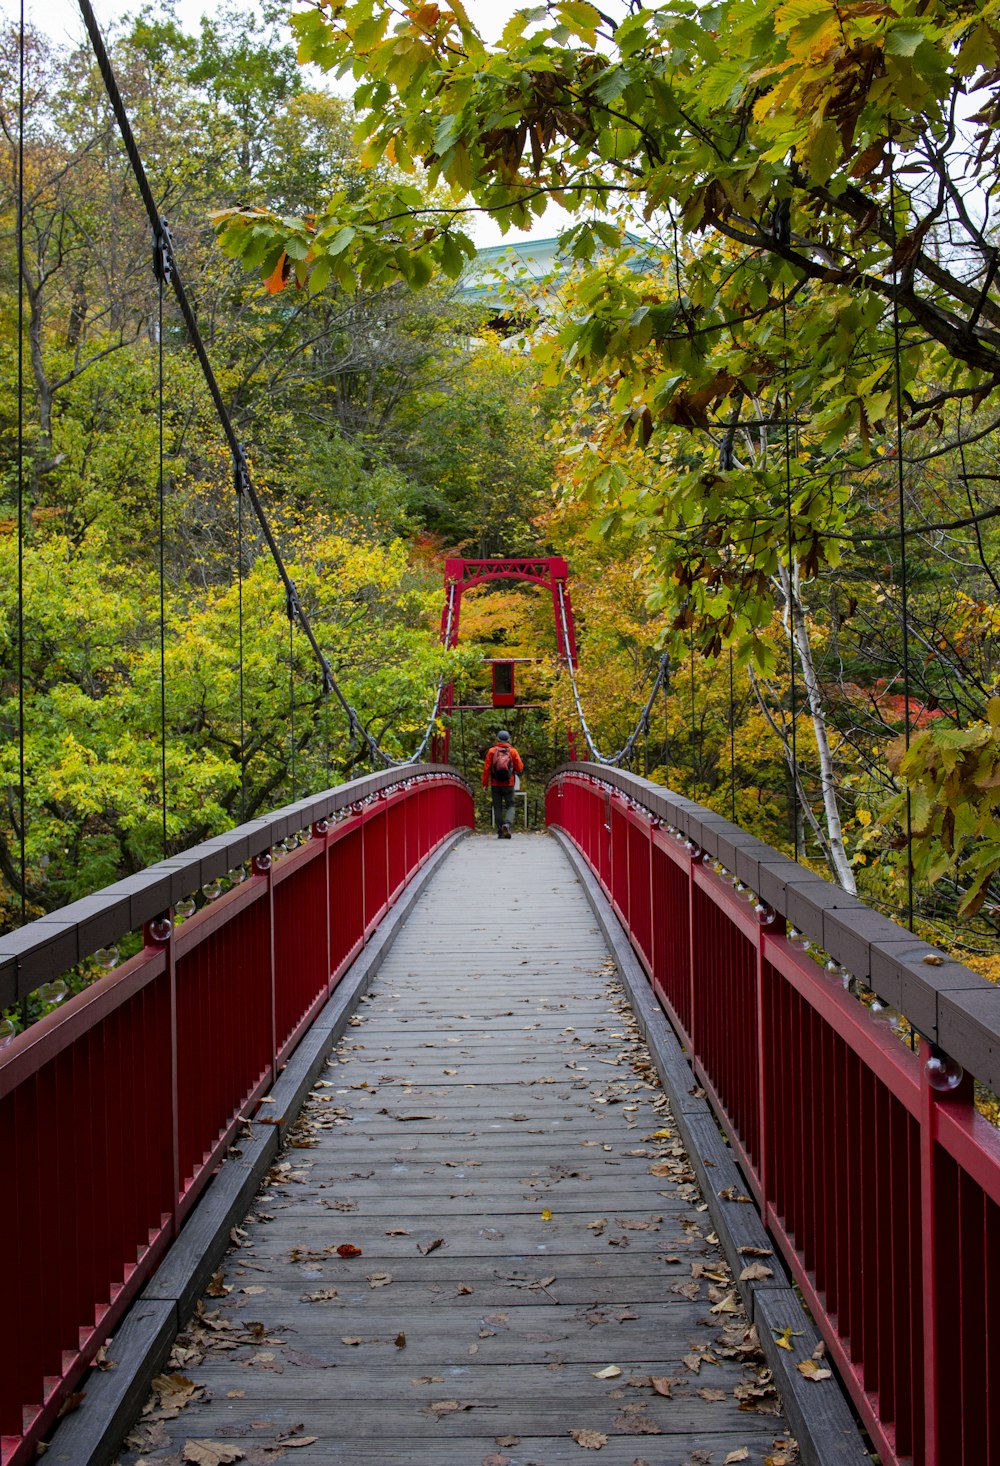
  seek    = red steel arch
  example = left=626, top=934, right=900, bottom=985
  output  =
left=432, top=557, right=579, bottom=762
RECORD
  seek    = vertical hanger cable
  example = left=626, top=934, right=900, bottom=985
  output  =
left=16, top=0, right=27, bottom=925
left=888, top=122, right=915, bottom=930
left=782, top=286, right=800, bottom=861
left=157, top=271, right=168, bottom=858
left=236, top=467, right=246, bottom=822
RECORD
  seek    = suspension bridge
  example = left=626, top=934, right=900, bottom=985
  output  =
left=5, top=3, right=1000, bottom=1466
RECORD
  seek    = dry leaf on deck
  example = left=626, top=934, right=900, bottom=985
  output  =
left=417, top=1236, right=444, bottom=1255
left=796, top=1359, right=832, bottom=1381
left=724, top=1451, right=750, bottom=1464
left=569, top=1428, right=609, bottom=1449
left=739, top=1264, right=774, bottom=1282
left=592, top=1365, right=622, bottom=1379
left=336, top=1244, right=362, bottom=1258
left=367, top=1272, right=393, bottom=1288
left=182, top=1443, right=244, bottom=1465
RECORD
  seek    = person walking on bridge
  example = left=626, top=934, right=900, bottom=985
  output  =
left=482, top=730, right=523, bottom=839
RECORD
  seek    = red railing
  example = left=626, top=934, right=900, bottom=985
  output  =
left=0, top=767, right=472, bottom=1466
left=547, top=764, right=1000, bottom=1466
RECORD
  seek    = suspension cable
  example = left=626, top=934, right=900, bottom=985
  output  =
left=555, top=582, right=670, bottom=768
left=16, top=0, right=26, bottom=924
left=77, top=0, right=446, bottom=774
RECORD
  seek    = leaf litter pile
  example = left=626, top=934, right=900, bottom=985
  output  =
left=111, top=847, right=802, bottom=1466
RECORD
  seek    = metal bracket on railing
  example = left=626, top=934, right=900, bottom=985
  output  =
left=286, top=580, right=300, bottom=623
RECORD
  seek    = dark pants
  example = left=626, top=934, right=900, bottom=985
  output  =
left=491, top=784, right=516, bottom=831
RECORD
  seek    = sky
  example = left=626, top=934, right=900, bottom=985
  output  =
left=0, top=0, right=569, bottom=244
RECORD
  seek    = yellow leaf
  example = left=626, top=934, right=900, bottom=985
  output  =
left=773, top=1326, right=802, bottom=1351
left=857, top=808, right=871, bottom=826
left=797, top=1359, right=833, bottom=1381
left=541, top=1208, right=553, bottom=1220
left=592, top=1365, right=622, bottom=1379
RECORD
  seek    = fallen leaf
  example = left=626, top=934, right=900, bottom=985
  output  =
left=395, top=1332, right=407, bottom=1348
left=495, top=1437, right=520, bottom=1447
left=418, top=1236, right=445, bottom=1255
left=796, top=1359, right=832, bottom=1381
left=182, top=1444, right=244, bottom=1465
left=336, top=1244, right=362, bottom=1258
left=541, top=1209, right=553, bottom=1221
left=569, top=1428, right=609, bottom=1449
left=698, top=1387, right=727, bottom=1401
left=241, top=1286, right=266, bottom=1295
left=283, top=1348, right=336, bottom=1369
left=226, top=1391, right=245, bottom=1400
left=282, top=1439, right=319, bottom=1450
left=457, top=1283, right=475, bottom=1295
left=341, top=1337, right=364, bottom=1347
left=300, top=1289, right=338, bottom=1302
left=739, top=1263, right=774, bottom=1282
left=386, top=1228, right=410, bottom=1236
left=367, top=1272, right=393, bottom=1288
left=592, top=1365, right=622, bottom=1379
left=921, top=954, right=945, bottom=966
left=681, top=1354, right=702, bottom=1374
left=773, top=1327, right=803, bottom=1351
left=206, top=1273, right=231, bottom=1298
left=649, top=1377, right=673, bottom=1397
left=151, top=1374, right=202, bottom=1417
left=710, top=1291, right=742, bottom=1314
left=725, top=1452, right=750, bottom=1464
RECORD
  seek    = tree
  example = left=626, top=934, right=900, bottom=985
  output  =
left=209, top=0, right=1000, bottom=916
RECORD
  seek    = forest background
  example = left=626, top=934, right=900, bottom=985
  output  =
left=4, top=0, right=1000, bottom=1009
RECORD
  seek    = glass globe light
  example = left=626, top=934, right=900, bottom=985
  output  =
left=37, top=979, right=69, bottom=1006
left=926, top=1047, right=964, bottom=1092
left=149, top=914, right=172, bottom=943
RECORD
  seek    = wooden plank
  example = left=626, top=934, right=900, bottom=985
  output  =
left=110, top=834, right=805, bottom=1466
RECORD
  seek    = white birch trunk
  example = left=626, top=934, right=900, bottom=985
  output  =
left=777, top=562, right=856, bottom=894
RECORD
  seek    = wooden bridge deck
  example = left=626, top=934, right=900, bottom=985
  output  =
left=117, top=834, right=796, bottom=1466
